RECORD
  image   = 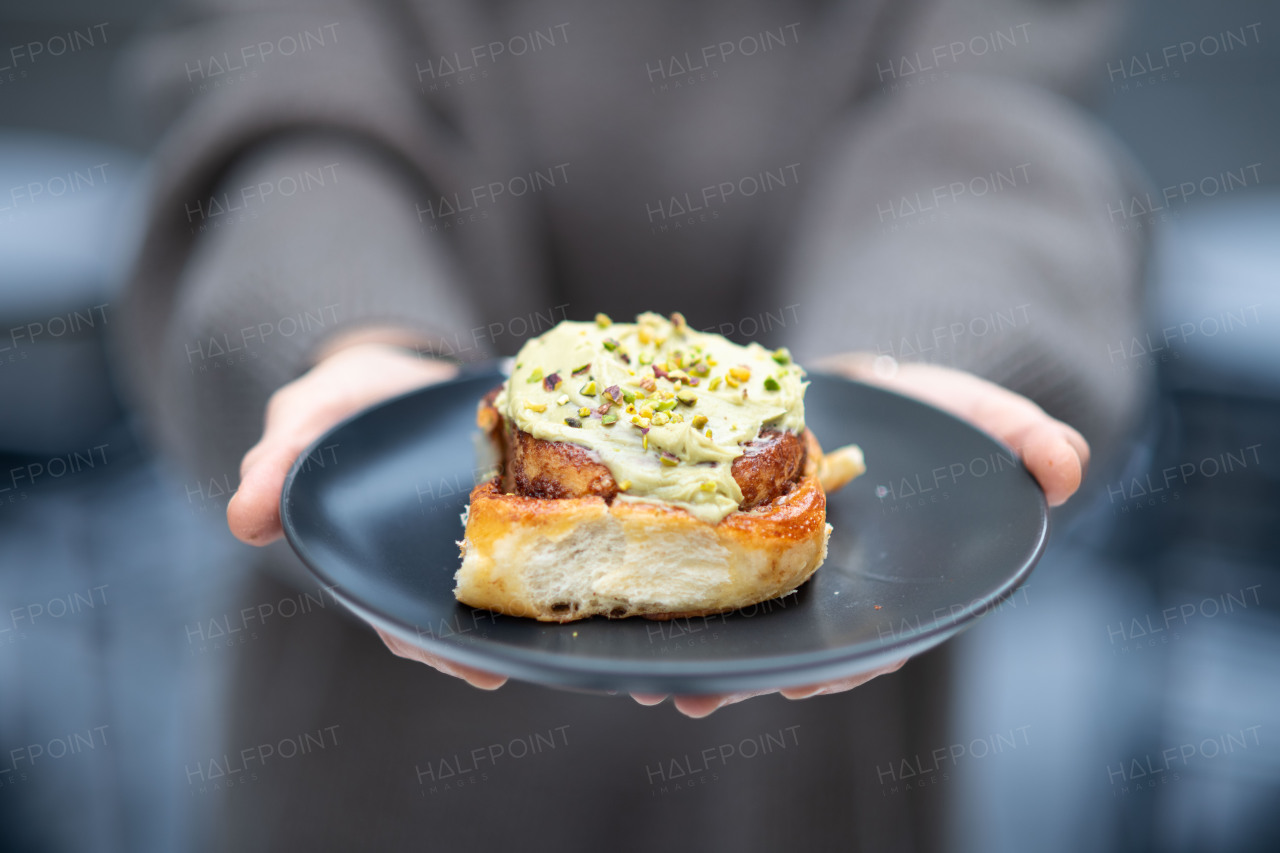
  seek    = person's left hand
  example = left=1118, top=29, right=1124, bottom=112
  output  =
left=630, top=353, right=1090, bottom=717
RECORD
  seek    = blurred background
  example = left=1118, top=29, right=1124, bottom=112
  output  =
left=1, top=0, right=1277, bottom=850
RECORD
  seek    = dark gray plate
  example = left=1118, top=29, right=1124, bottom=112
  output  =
left=280, top=366, right=1048, bottom=694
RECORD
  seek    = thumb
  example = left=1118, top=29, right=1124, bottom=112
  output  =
left=227, top=435, right=311, bottom=546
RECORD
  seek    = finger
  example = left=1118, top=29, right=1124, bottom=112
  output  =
left=1057, top=422, right=1091, bottom=479
left=226, top=440, right=305, bottom=546
left=671, top=694, right=730, bottom=718
left=228, top=390, right=336, bottom=544
left=377, top=630, right=508, bottom=689
left=416, top=648, right=509, bottom=689
left=963, top=392, right=1087, bottom=507
left=780, top=658, right=909, bottom=700
left=631, top=693, right=669, bottom=706
left=671, top=690, right=771, bottom=719
left=445, top=664, right=508, bottom=691
left=779, top=684, right=826, bottom=700
left=1016, top=421, right=1084, bottom=507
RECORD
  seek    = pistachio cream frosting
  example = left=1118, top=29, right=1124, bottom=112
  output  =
left=494, top=312, right=807, bottom=523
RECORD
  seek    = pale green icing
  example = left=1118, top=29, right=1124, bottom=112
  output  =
left=494, top=312, right=807, bottom=523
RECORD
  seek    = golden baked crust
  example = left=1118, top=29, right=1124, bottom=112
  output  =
left=455, top=470, right=830, bottom=622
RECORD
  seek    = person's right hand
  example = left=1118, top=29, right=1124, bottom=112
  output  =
left=227, top=340, right=458, bottom=546
left=226, top=338, right=509, bottom=689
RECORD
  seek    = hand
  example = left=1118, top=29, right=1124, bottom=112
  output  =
left=819, top=353, right=1089, bottom=506
left=226, top=337, right=508, bottom=688
left=227, top=340, right=458, bottom=545
left=636, top=353, right=1090, bottom=717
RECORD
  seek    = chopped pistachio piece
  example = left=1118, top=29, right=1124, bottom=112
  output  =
left=524, top=401, right=547, bottom=413
left=581, top=380, right=597, bottom=396
left=651, top=411, right=670, bottom=426
left=556, top=394, right=570, bottom=406
left=660, top=453, right=679, bottom=467
left=602, top=411, right=619, bottom=425
left=708, top=376, right=723, bottom=391
left=676, top=389, right=697, bottom=405
left=699, top=481, right=716, bottom=492
left=565, top=416, right=582, bottom=428
left=692, top=414, right=709, bottom=429
left=527, top=367, right=544, bottom=383
left=763, top=376, right=781, bottom=391
left=771, top=347, right=792, bottom=365
left=595, top=313, right=612, bottom=328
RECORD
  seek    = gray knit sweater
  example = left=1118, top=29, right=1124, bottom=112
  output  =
left=116, top=0, right=1147, bottom=494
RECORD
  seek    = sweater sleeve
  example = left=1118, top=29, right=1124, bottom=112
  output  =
left=113, top=1, right=549, bottom=483
left=776, top=72, right=1150, bottom=470
left=127, top=137, right=495, bottom=483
